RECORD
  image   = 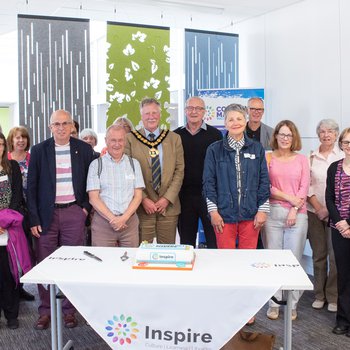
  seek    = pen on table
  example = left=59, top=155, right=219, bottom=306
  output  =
left=84, top=250, right=103, bottom=262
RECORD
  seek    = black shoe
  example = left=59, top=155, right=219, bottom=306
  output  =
left=7, top=319, right=19, bottom=330
left=332, top=325, right=349, bottom=335
left=20, top=288, right=35, bottom=301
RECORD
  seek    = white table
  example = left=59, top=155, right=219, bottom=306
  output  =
left=21, top=246, right=312, bottom=350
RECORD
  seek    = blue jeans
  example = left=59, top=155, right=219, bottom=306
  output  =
left=262, top=204, right=308, bottom=309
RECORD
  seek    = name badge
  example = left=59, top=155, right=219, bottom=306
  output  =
left=243, top=153, right=256, bottom=159
left=125, top=174, right=135, bottom=180
left=0, top=175, right=9, bottom=182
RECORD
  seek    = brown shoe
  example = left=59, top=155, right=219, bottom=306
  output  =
left=64, top=314, right=78, bottom=328
left=34, top=315, right=50, bottom=330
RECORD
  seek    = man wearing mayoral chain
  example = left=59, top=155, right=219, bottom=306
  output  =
left=125, top=97, right=184, bottom=244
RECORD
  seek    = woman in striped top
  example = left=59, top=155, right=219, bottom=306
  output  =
left=326, top=127, right=350, bottom=337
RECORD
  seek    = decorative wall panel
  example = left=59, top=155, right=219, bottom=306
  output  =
left=18, top=15, right=91, bottom=144
left=185, top=29, right=239, bottom=99
left=107, top=22, right=170, bottom=129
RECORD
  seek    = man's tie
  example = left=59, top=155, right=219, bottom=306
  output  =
left=149, top=133, right=161, bottom=193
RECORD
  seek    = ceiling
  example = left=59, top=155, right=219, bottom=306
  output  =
left=0, top=0, right=304, bottom=35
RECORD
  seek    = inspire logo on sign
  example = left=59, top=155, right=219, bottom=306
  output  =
left=105, top=314, right=139, bottom=346
left=105, top=313, right=213, bottom=348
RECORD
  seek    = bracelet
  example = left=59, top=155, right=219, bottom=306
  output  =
left=293, top=206, right=299, bottom=211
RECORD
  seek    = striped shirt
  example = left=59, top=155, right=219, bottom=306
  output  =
left=332, top=160, right=350, bottom=228
left=55, top=143, right=75, bottom=204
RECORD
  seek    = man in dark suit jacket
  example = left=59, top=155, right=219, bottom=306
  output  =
left=27, top=109, right=93, bottom=330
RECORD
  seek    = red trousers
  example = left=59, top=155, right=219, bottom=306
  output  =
left=215, top=220, right=259, bottom=249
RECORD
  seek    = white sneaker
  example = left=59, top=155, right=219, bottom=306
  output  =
left=312, top=299, right=325, bottom=309
left=291, top=309, right=297, bottom=321
left=327, top=303, right=337, bottom=312
left=267, top=307, right=279, bottom=320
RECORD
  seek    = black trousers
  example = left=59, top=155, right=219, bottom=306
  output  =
left=0, top=246, right=20, bottom=320
left=178, top=193, right=217, bottom=248
left=331, top=228, right=350, bottom=327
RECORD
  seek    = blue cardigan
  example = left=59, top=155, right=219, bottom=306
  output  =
left=203, top=133, right=270, bottom=223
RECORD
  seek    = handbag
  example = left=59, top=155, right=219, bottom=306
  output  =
left=220, top=329, right=276, bottom=350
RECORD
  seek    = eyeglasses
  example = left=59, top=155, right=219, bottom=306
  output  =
left=51, top=121, right=72, bottom=128
left=185, top=106, right=205, bottom=112
left=341, top=140, right=350, bottom=147
left=277, top=133, right=293, bottom=140
left=319, top=129, right=335, bottom=135
left=249, top=108, right=264, bottom=112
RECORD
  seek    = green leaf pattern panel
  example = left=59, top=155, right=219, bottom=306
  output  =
left=106, top=23, right=170, bottom=129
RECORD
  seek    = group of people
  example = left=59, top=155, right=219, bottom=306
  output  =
left=0, top=96, right=350, bottom=339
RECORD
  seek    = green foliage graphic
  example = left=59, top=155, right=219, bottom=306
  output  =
left=106, top=24, right=170, bottom=129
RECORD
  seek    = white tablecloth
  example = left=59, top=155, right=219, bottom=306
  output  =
left=21, top=246, right=312, bottom=349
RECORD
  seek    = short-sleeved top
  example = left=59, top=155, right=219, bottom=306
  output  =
left=268, top=153, right=310, bottom=213
left=307, top=146, right=344, bottom=213
left=86, top=153, right=145, bottom=215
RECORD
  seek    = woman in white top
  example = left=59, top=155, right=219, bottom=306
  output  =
left=307, top=119, right=344, bottom=312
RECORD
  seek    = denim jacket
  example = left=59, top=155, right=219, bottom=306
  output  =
left=203, top=133, right=270, bottom=223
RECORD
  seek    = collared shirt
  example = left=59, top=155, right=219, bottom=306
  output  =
left=246, top=122, right=261, bottom=142
left=86, top=153, right=145, bottom=215
left=182, top=121, right=207, bottom=136
left=145, top=128, right=164, bottom=168
left=307, top=145, right=344, bottom=213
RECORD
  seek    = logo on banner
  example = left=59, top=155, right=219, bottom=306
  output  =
left=105, top=314, right=139, bottom=346
left=216, top=106, right=226, bottom=120
left=204, top=106, right=216, bottom=122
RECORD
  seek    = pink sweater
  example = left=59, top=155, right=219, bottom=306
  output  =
left=268, top=153, right=310, bottom=213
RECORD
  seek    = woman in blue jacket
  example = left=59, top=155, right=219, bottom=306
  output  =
left=203, top=103, right=270, bottom=250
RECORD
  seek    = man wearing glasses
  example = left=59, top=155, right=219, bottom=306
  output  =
left=27, top=109, right=93, bottom=330
left=246, top=97, right=273, bottom=150
left=174, top=97, right=222, bottom=248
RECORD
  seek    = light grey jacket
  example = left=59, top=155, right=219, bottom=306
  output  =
left=260, top=122, right=274, bottom=150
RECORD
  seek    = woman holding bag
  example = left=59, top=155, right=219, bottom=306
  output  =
left=0, top=132, right=32, bottom=329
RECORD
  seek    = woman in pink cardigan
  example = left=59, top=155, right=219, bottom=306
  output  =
left=263, top=120, right=310, bottom=321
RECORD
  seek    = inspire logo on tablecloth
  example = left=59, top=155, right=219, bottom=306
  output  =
left=105, top=314, right=139, bottom=346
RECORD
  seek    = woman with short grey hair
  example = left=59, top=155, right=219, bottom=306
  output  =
left=80, top=128, right=100, bottom=159
left=307, top=118, right=344, bottom=312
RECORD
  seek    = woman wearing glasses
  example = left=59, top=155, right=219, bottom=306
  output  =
left=263, top=120, right=309, bottom=321
left=326, top=127, right=350, bottom=336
